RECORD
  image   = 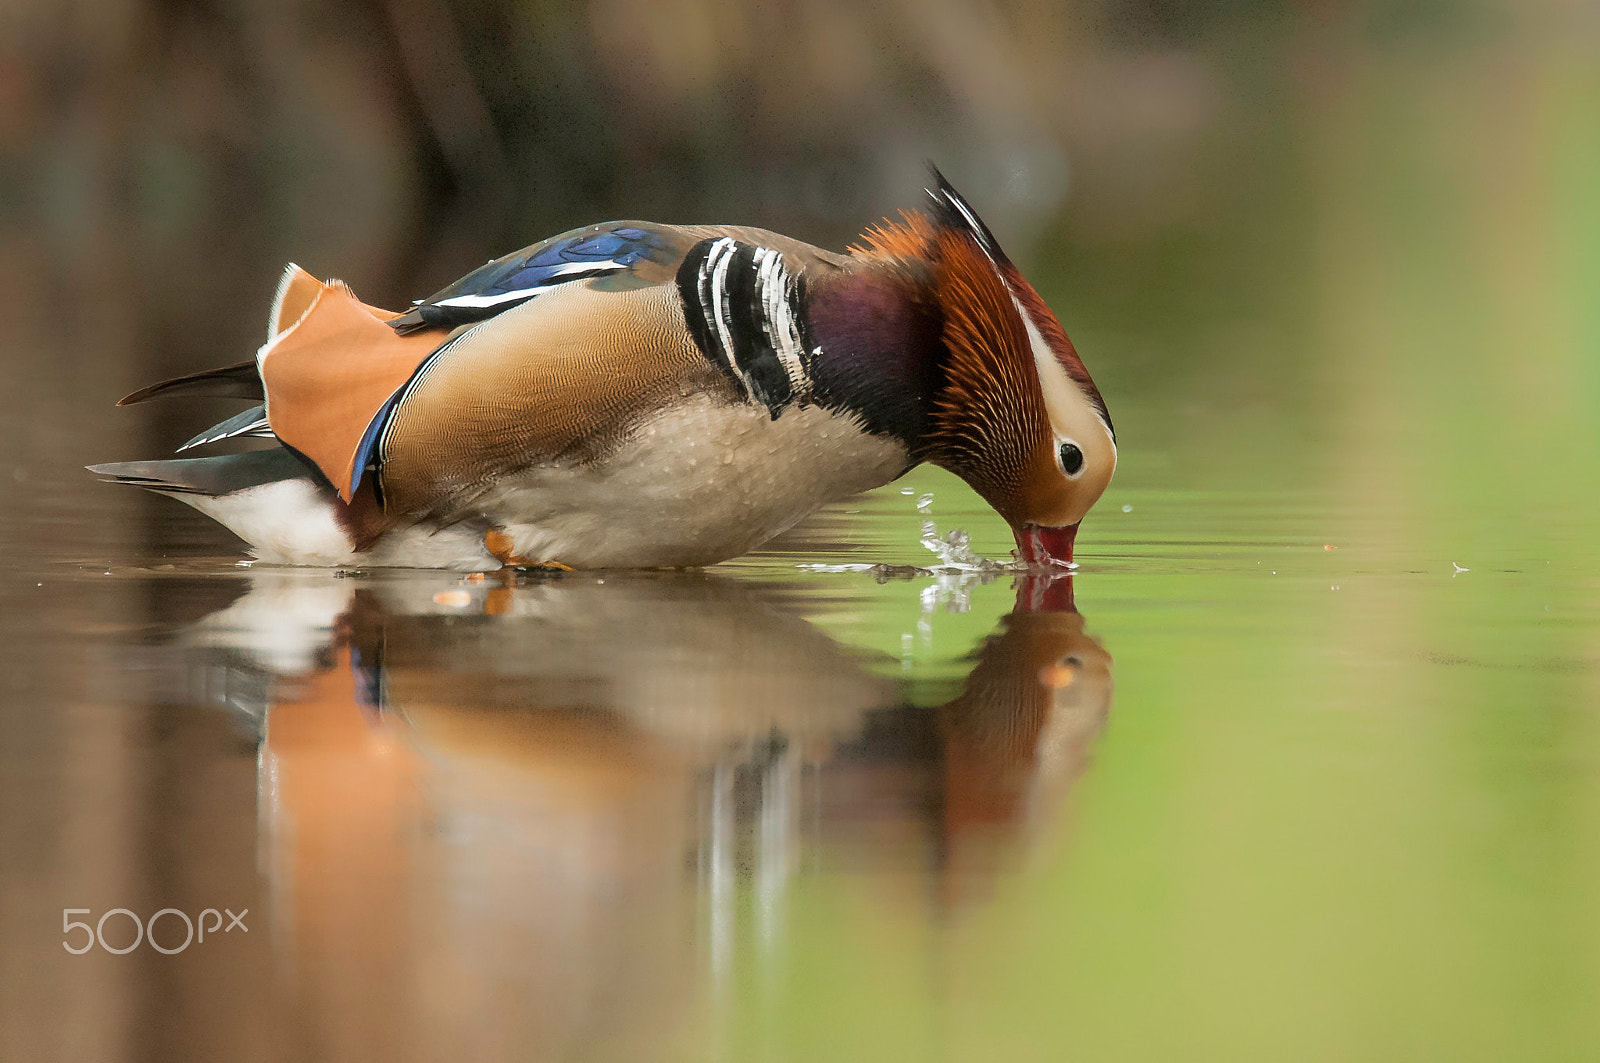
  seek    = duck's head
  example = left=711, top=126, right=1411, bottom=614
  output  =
left=854, top=171, right=1116, bottom=568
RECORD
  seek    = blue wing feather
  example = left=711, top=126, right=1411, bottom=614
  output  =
left=389, top=223, right=682, bottom=334
left=460, top=226, right=659, bottom=295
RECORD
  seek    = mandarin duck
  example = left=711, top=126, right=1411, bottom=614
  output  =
left=90, top=171, right=1115, bottom=570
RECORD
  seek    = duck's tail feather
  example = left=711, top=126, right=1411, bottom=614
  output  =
left=117, top=361, right=265, bottom=406
left=87, top=449, right=309, bottom=495
left=87, top=450, right=361, bottom=566
left=177, top=404, right=275, bottom=452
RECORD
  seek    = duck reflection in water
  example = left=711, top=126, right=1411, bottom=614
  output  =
left=176, top=568, right=1111, bottom=1058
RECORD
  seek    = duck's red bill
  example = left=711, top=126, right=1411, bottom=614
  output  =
left=1015, top=523, right=1079, bottom=569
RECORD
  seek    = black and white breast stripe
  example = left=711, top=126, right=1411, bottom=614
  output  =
left=676, top=237, right=814, bottom=417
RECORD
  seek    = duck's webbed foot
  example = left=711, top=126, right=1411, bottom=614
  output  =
left=484, top=527, right=573, bottom=571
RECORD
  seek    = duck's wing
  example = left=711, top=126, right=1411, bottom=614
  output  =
left=387, top=222, right=696, bottom=335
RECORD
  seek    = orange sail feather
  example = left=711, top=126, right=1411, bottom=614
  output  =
left=258, top=272, right=445, bottom=502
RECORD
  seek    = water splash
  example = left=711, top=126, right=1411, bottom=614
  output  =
left=919, top=524, right=1006, bottom=572
left=797, top=490, right=1020, bottom=617
left=916, top=530, right=1010, bottom=616
left=916, top=490, right=1016, bottom=575
left=921, top=495, right=1010, bottom=611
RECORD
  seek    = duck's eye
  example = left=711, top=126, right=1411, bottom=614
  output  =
left=1057, top=442, right=1084, bottom=476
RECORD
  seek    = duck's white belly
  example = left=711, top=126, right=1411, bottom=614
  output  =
left=465, top=398, right=909, bottom=568
left=182, top=480, right=499, bottom=570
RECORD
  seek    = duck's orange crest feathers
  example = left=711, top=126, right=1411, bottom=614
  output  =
left=926, top=229, right=1044, bottom=495
left=257, top=270, right=443, bottom=502
left=849, top=210, right=936, bottom=261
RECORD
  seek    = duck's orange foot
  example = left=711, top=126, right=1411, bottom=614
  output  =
left=513, top=560, right=574, bottom=572
left=484, top=528, right=572, bottom=571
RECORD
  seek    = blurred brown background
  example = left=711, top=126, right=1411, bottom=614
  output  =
left=3, top=0, right=1312, bottom=388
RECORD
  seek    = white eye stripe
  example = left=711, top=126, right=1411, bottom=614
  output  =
left=1010, top=292, right=1116, bottom=467
left=1012, top=294, right=1079, bottom=434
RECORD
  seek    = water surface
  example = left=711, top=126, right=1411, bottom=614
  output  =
left=5, top=454, right=1599, bottom=1061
